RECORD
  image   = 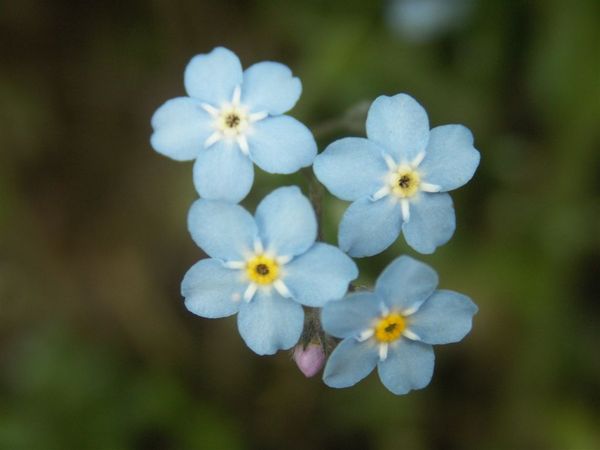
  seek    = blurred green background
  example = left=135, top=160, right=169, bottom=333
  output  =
left=1, top=0, right=599, bottom=449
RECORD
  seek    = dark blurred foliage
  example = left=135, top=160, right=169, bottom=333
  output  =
left=1, top=0, right=599, bottom=449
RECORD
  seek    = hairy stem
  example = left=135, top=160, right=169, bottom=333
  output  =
left=294, top=101, right=371, bottom=359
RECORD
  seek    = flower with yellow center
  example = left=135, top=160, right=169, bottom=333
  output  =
left=246, top=254, right=280, bottom=285
left=201, top=85, right=268, bottom=155
left=354, top=304, right=422, bottom=362
left=182, top=186, right=358, bottom=356
left=321, top=255, right=478, bottom=394
left=222, top=238, right=294, bottom=303
left=374, top=312, right=406, bottom=342
left=370, top=152, right=442, bottom=223
left=359, top=311, right=416, bottom=361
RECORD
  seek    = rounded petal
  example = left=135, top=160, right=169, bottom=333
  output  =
left=187, top=199, right=257, bottom=261
left=313, top=137, right=389, bottom=201
left=375, top=255, right=438, bottom=312
left=248, top=116, right=317, bottom=174
left=323, top=338, right=379, bottom=389
left=338, top=197, right=402, bottom=258
left=181, top=259, right=245, bottom=318
left=241, top=61, right=302, bottom=115
left=255, top=186, right=317, bottom=256
left=237, top=290, right=304, bottom=355
left=366, top=94, right=430, bottom=162
left=193, top=140, right=254, bottom=203
left=321, top=292, right=382, bottom=339
left=419, top=125, right=480, bottom=192
left=184, top=47, right=243, bottom=104
left=407, top=290, right=477, bottom=345
left=377, top=339, right=434, bottom=395
left=402, top=192, right=455, bottom=254
left=150, top=97, right=213, bottom=161
left=283, top=243, right=358, bottom=307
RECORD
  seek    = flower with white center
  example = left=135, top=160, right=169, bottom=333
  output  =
left=151, top=47, right=317, bottom=203
left=321, top=255, right=477, bottom=395
left=313, top=93, right=480, bottom=256
left=181, top=186, right=358, bottom=355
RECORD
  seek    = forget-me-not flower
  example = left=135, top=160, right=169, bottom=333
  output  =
left=151, top=47, right=317, bottom=203
left=182, top=186, right=358, bottom=355
left=321, top=255, right=477, bottom=394
left=314, top=93, right=480, bottom=256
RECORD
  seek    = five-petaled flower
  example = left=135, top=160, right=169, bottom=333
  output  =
left=321, top=255, right=477, bottom=395
left=182, top=186, right=358, bottom=355
left=314, top=93, right=480, bottom=256
left=151, top=47, right=317, bottom=203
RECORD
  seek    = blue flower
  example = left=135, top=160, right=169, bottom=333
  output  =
left=321, top=255, right=477, bottom=395
left=151, top=47, right=317, bottom=203
left=314, top=93, right=480, bottom=256
left=181, top=186, right=358, bottom=355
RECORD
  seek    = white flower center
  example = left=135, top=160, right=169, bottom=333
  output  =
left=223, top=239, right=293, bottom=303
left=200, top=85, right=268, bottom=155
left=370, top=152, right=442, bottom=222
left=217, top=106, right=249, bottom=137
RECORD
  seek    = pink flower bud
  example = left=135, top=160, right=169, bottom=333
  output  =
left=293, top=343, right=326, bottom=378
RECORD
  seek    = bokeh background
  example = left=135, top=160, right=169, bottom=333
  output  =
left=1, top=0, right=599, bottom=449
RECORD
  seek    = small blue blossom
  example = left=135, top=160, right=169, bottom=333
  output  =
left=151, top=47, right=317, bottom=203
left=181, top=186, right=358, bottom=355
left=321, top=255, right=477, bottom=395
left=314, top=93, right=480, bottom=256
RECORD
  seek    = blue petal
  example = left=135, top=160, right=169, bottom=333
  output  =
left=338, top=197, right=402, bottom=257
left=241, top=61, right=302, bottom=115
left=377, top=339, right=434, bottom=395
left=187, top=199, right=257, bottom=261
left=254, top=186, right=317, bottom=256
left=321, top=292, right=382, bottom=339
left=181, top=259, right=244, bottom=318
left=419, top=125, right=480, bottom=192
left=283, top=243, right=358, bottom=307
left=193, top=140, right=254, bottom=203
left=184, top=47, right=243, bottom=105
left=408, top=290, right=477, bottom=345
left=375, top=255, right=438, bottom=312
left=150, top=97, right=213, bottom=161
left=402, top=192, right=455, bottom=254
left=313, top=138, right=389, bottom=201
left=248, top=116, right=317, bottom=174
left=366, top=94, right=430, bottom=163
left=323, top=338, right=379, bottom=388
left=237, top=290, right=304, bottom=355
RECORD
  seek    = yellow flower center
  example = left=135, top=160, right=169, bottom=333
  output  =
left=390, top=166, right=421, bottom=198
left=246, top=255, right=280, bottom=285
left=217, top=106, right=248, bottom=136
left=374, top=313, right=406, bottom=342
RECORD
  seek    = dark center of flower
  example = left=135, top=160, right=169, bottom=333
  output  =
left=384, top=323, right=397, bottom=333
left=398, top=175, right=411, bottom=189
left=375, top=313, right=406, bottom=342
left=224, top=113, right=241, bottom=128
left=255, top=264, right=270, bottom=276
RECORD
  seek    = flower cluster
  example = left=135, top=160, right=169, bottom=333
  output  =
left=151, top=47, right=480, bottom=395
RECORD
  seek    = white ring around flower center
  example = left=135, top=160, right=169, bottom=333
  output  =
left=224, top=239, right=293, bottom=303
left=200, top=85, right=269, bottom=155
left=370, top=152, right=442, bottom=222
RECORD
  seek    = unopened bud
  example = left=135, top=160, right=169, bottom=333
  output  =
left=293, top=343, right=326, bottom=378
